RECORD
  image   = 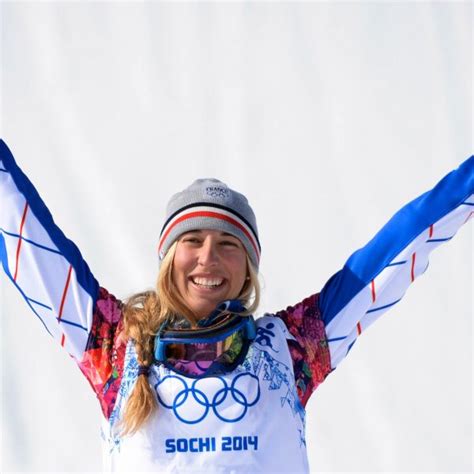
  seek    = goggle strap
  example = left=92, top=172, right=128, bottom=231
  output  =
left=160, top=318, right=249, bottom=344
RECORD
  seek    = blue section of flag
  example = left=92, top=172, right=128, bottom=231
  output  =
left=366, top=298, right=402, bottom=314
left=27, top=297, right=53, bottom=310
left=320, top=156, right=474, bottom=326
left=0, top=228, right=63, bottom=255
left=0, top=232, right=54, bottom=337
left=0, top=232, right=10, bottom=278
left=0, top=139, right=100, bottom=305
left=56, top=317, right=88, bottom=332
left=426, top=237, right=453, bottom=243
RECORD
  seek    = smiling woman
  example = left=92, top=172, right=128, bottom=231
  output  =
left=118, top=178, right=264, bottom=439
left=0, top=140, right=472, bottom=472
left=173, top=230, right=249, bottom=319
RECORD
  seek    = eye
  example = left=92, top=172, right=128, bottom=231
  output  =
left=221, top=240, right=239, bottom=247
left=182, top=237, right=201, bottom=244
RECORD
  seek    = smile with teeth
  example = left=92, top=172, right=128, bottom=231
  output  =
left=191, top=277, right=225, bottom=289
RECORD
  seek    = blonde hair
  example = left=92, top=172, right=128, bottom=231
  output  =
left=119, top=241, right=260, bottom=435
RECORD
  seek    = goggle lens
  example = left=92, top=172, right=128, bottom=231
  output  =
left=163, top=328, right=245, bottom=377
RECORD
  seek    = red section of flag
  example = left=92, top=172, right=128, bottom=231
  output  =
left=357, top=322, right=362, bottom=335
left=58, top=265, right=73, bottom=347
left=411, top=253, right=416, bottom=282
left=13, top=202, right=29, bottom=282
left=429, top=224, right=434, bottom=238
left=370, top=279, right=376, bottom=302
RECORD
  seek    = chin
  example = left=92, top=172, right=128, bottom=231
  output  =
left=186, top=290, right=238, bottom=318
left=192, top=301, right=221, bottom=319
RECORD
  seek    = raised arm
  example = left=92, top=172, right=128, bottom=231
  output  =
left=276, top=156, right=473, bottom=407
left=320, top=156, right=473, bottom=370
left=0, top=140, right=126, bottom=418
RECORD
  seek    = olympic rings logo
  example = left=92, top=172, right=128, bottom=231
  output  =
left=154, top=372, right=260, bottom=424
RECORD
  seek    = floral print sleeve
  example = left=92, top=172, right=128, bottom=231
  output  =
left=275, top=293, right=332, bottom=407
left=78, top=286, right=128, bottom=420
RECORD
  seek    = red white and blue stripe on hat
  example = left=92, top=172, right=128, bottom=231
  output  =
left=158, top=202, right=261, bottom=268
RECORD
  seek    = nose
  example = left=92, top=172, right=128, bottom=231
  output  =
left=197, top=237, right=219, bottom=267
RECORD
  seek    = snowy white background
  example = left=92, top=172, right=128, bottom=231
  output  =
left=0, top=1, right=472, bottom=472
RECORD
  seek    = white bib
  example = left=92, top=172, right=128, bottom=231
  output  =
left=102, top=315, right=310, bottom=473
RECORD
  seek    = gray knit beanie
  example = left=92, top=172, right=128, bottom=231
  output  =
left=158, top=178, right=260, bottom=269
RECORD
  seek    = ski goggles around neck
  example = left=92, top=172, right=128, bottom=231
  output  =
left=154, top=300, right=257, bottom=378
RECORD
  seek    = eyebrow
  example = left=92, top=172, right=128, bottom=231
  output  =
left=183, top=230, right=237, bottom=238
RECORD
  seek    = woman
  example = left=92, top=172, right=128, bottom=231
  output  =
left=0, top=139, right=472, bottom=472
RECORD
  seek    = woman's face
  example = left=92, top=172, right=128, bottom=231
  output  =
left=172, top=229, right=248, bottom=320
